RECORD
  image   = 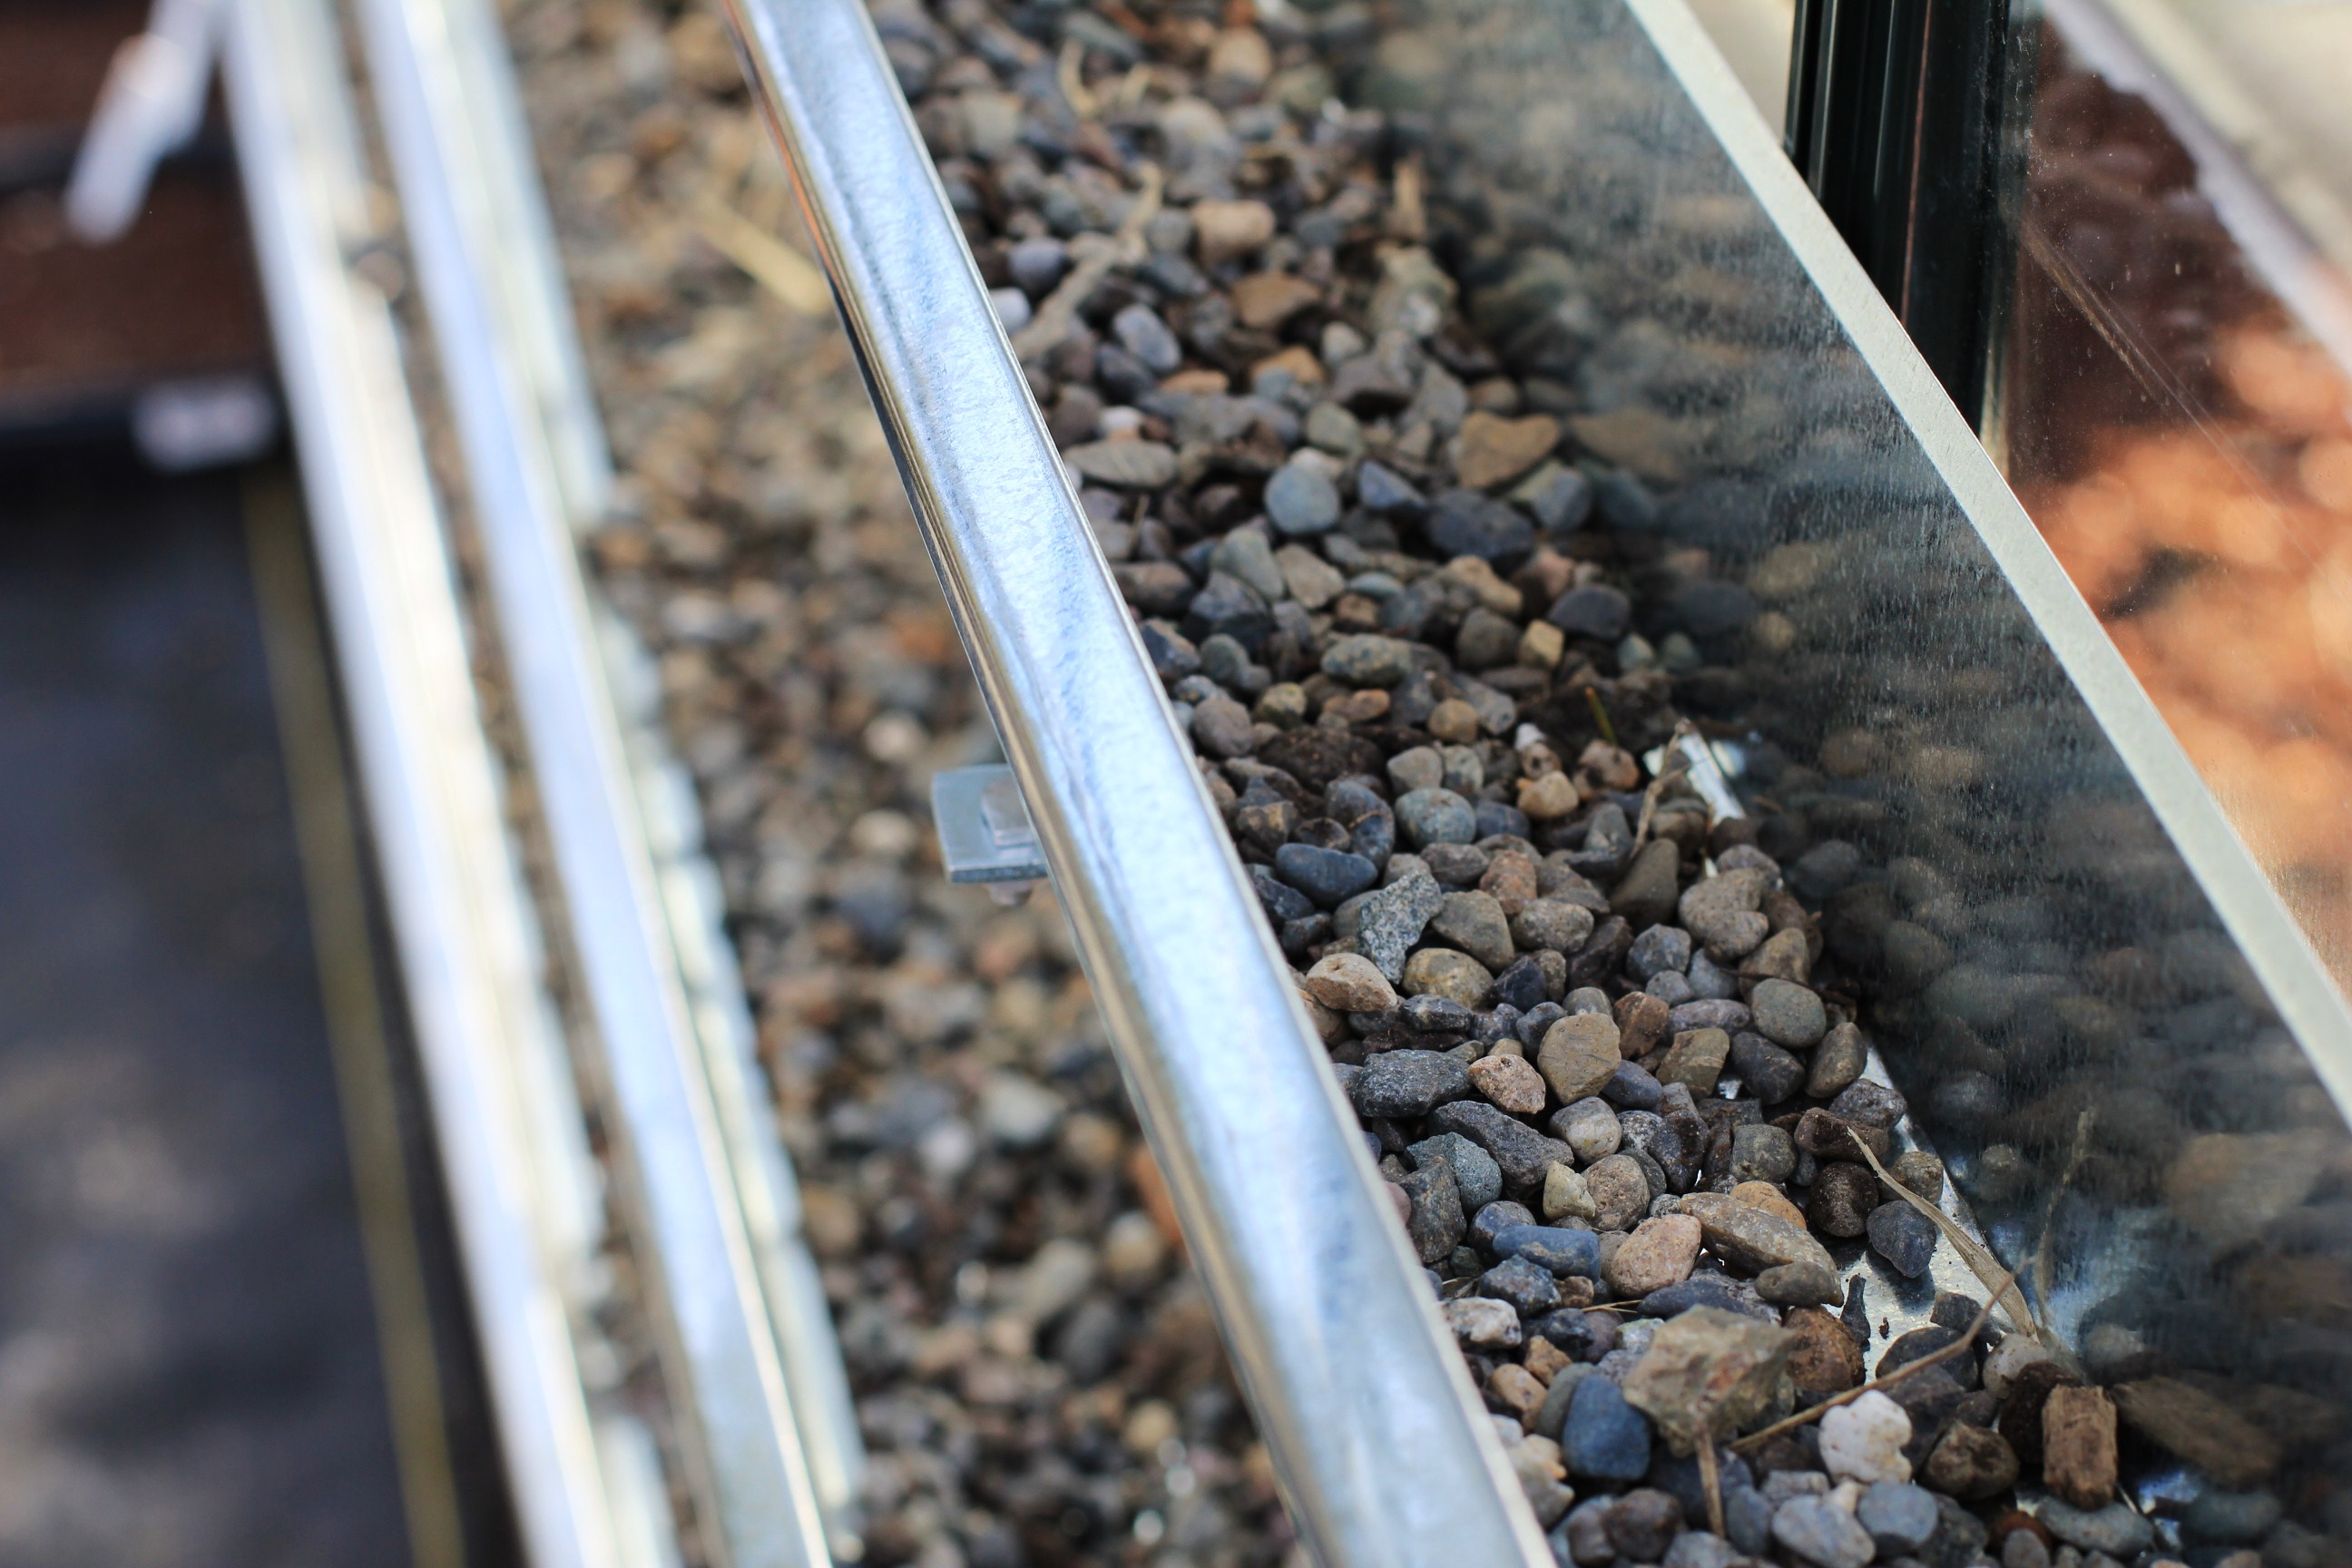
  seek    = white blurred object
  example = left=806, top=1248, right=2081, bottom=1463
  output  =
left=132, top=377, right=278, bottom=471
left=64, top=0, right=225, bottom=244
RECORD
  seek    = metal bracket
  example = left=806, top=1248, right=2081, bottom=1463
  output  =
left=931, top=765, right=1048, bottom=901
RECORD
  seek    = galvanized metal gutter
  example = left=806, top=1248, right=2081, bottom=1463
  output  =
left=345, top=0, right=857, bottom=1562
left=220, top=3, right=653, bottom=1563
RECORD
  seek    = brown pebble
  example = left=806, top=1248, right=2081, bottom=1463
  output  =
left=1455, top=411, right=1561, bottom=490
left=1994, top=1359, right=2079, bottom=1466
left=1488, top=1361, right=1547, bottom=1426
left=1795, top=1107, right=1891, bottom=1162
left=1468, top=1052, right=1548, bottom=1115
left=1538, top=1014, right=1622, bottom=1102
left=1656, top=1027, right=1730, bottom=1094
left=1613, top=990, right=1671, bottom=1055
left=2040, top=1385, right=2118, bottom=1507
left=1525, top=1337, right=1573, bottom=1384
left=1785, top=1306, right=1863, bottom=1405
left=1730, top=1181, right=1807, bottom=1229
left=1481, top=849, right=1540, bottom=914
left=1603, top=1214, right=1702, bottom=1297
left=1191, top=197, right=1277, bottom=265
left=1305, top=951, right=1398, bottom=1012
left=1923, top=1421, right=2020, bottom=1500
left=1806, top=1020, right=1868, bottom=1098
left=1230, top=271, right=1323, bottom=329
left=1806, top=1161, right=1878, bottom=1239
left=1427, top=698, right=1481, bottom=743
left=1987, top=1511, right=2053, bottom=1553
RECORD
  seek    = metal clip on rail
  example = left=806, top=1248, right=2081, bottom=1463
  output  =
left=717, top=0, right=1557, bottom=1563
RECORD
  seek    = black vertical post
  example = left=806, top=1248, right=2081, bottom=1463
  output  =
left=1784, top=0, right=2016, bottom=427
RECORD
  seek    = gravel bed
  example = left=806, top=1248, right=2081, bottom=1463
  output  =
left=507, top=1, right=2352, bottom=1567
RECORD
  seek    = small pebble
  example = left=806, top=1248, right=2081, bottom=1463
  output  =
left=1773, top=1495, right=1877, bottom=1568
left=1857, top=1483, right=1940, bottom=1557
left=1562, top=1376, right=1653, bottom=1482
left=1865, top=1200, right=1940, bottom=1279
left=1820, top=1391, right=1914, bottom=1485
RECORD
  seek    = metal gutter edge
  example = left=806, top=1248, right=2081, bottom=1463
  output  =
left=716, top=0, right=1554, bottom=1562
left=346, top=0, right=846, bottom=1562
left=407, top=0, right=866, bottom=1528
left=1628, top=0, right=2352, bottom=1106
left=220, top=3, right=643, bottom=1563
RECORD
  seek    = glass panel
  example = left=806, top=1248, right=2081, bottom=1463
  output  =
left=1303, top=0, right=2352, bottom=1533
left=1993, top=2, right=2352, bottom=989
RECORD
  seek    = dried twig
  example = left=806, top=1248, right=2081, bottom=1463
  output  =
left=1696, top=1421, right=1726, bottom=1538
left=1057, top=37, right=1098, bottom=118
left=690, top=196, right=832, bottom=314
left=1730, top=1273, right=2012, bottom=1454
left=1010, top=161, right=1161, bottom=358
left=1846, top=1132, right=2042, bottom=1344
left=1583, top=685, right=1618, bottom=749
left=1391, top=153, right=1426, bottom=241
left=2034, top=1109, right=2095, bottom=1329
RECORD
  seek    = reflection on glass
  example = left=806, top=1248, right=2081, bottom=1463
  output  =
left=1997, top=23, right=2352, bottom=987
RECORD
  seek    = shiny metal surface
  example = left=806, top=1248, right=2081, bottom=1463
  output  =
left=718, top=0, right=1553, bottom=1563
left=221, top=4, right=637, bottom=1563
left=348, top=0, right=838, bottom=1563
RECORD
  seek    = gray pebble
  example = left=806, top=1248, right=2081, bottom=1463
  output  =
left=1112, top=303, right=1182, bottom=375
left=1321, top=632, right=1416, bottom=686
left=1468, top=1199, right=1538, bottom=1252
left=1663, top=1530, right=1736, bottom=1568
left=1729, top=1032, right=1806, bottom=1103
left=2182, top=1492, right=2283, bottom=1546
left=1478, top=1254, right=1563, bottom=1316
left=1357, top=459, right=1426, bottom=515
left=1807, top=1021, right=1869, bottom=1097
left=1396, top=787, right=1478, bottom=848
left=2036, top=1502, right=2153, bottom=1559
left=1548, top=584, right=1632, bottom=642
left=1007, top=235, right=1068, bottom=294
left=1266, top=463, right=1342, bottom=536
left=1857, top=1483, right=1939, bottom=1556
left=1274, top=843, right=1378, bottom=906
left=1428, top=488, right=1534, bottom=564
left=1432, top=1101, right=1576, bottom=1188
left=1409, top=1132, right=1504, bottom=1213
left=1552, top=1097, right=1622, bottom=1162
left=1628, top=923, right=1694, bottom=979
left=1355, top=867, right=1446, bottom=981
left=1730, top=1122, right=1796, bottom=1184
left=1685, top=949, right=1741, bottom=999
left=1750, top=977, right=1828, bottom=1047
left=1562, top=1376, right=1651, bottom=1482
left=1724, top=1487, right=1776, bottom=1557
left=1831, top=1080, right=1907, bottom=1129
left=1773, top=1495, right=1877, bottom=1568
left=1349, top=1049, right=1470, bottom=1118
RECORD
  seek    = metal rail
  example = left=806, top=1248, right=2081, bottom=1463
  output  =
left=346, top=0, right=853, bottom=1562
left=717, top=1, right=1554, bottom=1563
left=220, top=3, right=656, bottom=1563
